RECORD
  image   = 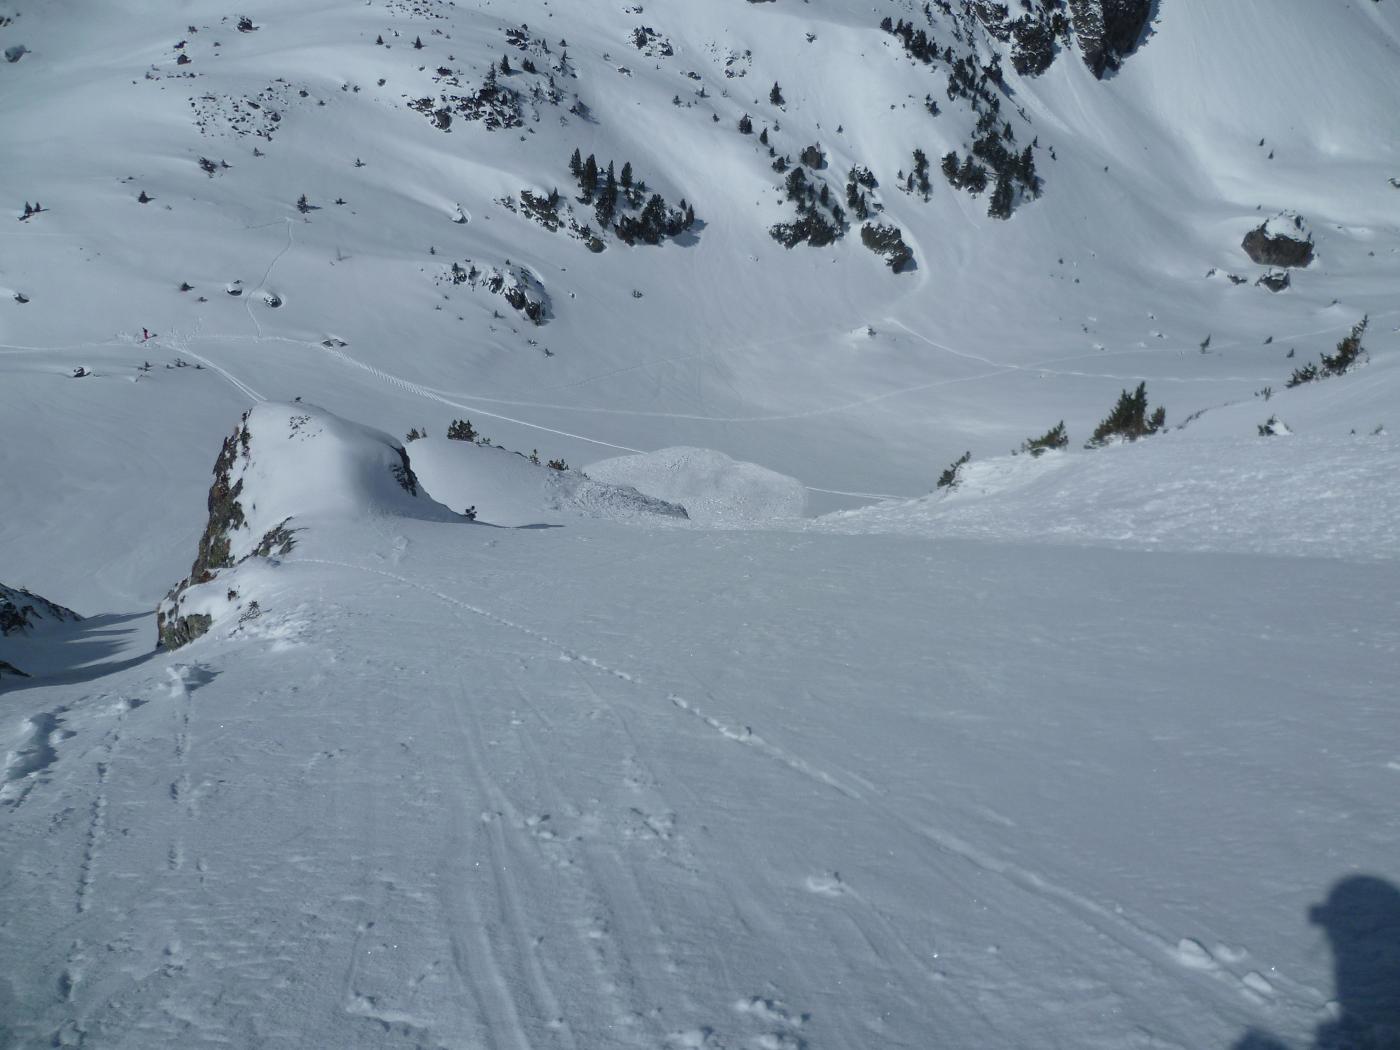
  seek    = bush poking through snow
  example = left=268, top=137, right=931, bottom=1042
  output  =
left=1257, top=415, right=1291, bottom=437
left=1019, top=421, right=1069, bottom=457
left=446, top=418, right=478, bottom=442
left=937, top=451, right=971, bottom=490
left=1287, top=317, right=1369, bottom=387
left=1087, top=382, right=1165, bottom=447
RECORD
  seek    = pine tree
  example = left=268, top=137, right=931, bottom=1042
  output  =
left=569, top=147, right=583, bottom=177
left=580, top=153, right=598, bottom=199
left=988, top=172, right=1014, bottom=219
left=769, top=81, right=784, bottom=106
left=500, top=54, right=512, bottom=74
left=1019, top=421, right=1068, bottom=457
left=620, top=161, right=633, bottom=187
left=738, top=113, right=753, bottom=134
left=413, top=36, right=424, bottom=49
left=1087, top=383, right=1165, bottom=446
left=937, top=452, right=971, bottom=490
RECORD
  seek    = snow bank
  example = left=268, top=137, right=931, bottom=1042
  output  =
left=585, top=447, right=807, bottom=527
left=408, top=438, right=687, bottom=527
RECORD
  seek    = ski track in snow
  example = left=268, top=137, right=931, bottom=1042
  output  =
left=3, top=303, right=1395, bottom=508
left=288, top=551, right=1320, bottom=1028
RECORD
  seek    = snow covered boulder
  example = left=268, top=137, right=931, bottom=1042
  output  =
left=407, top=438, right=688, bottom=527
left=1242, top=213, right=1315, bottom=268
left=584, top=447, right=806, bottom=527
left=156, top=403, right=457, bottom=650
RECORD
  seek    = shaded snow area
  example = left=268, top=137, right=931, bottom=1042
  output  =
left=3, top=0, right=1400, bottom=1046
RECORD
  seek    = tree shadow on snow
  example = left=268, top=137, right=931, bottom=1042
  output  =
left=0, top=611, right=156, bottom=693
left=1232, top=875, right=1400, bottom=1049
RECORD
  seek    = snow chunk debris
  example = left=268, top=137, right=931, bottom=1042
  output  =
left=585, top=447, right=806, bottom=526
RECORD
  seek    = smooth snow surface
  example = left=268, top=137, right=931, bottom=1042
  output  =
left=3, top=0, right=1400, bottom=1047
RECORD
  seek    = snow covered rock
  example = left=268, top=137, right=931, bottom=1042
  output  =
left=0, top=583, right=79, bottom=638
left=407, top=437, right=688, bottom=527
left=0, top=583, right=80, bottom=679
left=585, top=447, right=806, bottom=527
left=156, top=403, right=457, bottom=649
left=1242, top=213, right=1315, bottom=268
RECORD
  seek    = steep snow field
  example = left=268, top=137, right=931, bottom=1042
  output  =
left=4, top=0, right=1400, bottom=1047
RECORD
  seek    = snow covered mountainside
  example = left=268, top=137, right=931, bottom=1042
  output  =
left=3, top=0, right=1400, bottom=1047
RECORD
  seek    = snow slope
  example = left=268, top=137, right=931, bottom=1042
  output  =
left=4, top=492, right=1399, bottom=1050
left=3, top=1, right=1400, bottom=1048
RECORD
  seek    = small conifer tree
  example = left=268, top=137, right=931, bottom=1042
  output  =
left=1087, top=383, right=1166, bottom=446
left=937, top=451, right=971, bottom=490
left=1019, top=422, right=1068, bottom=457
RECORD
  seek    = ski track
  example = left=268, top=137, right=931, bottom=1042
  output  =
left=289, top=553, right=1318, bottom=1028
left=5, top=303, right=1394, bottom=506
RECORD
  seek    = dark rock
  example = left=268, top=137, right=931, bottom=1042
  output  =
left=1069, top=0, right=1152, bottom=78
left=1257, top=270, right=1291, bottom=293
left=1242, top=218, right=1315, bottom=268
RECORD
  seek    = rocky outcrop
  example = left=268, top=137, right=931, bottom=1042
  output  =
left=156, top=403, right=455, bottom=650
left=1069, top=0, right=1152, bottom=78
left=1, top=584, right=80, bottom=636
left=1243, top=214, right=1315, bottom=268
left=156, top=412, right=304, bottom=649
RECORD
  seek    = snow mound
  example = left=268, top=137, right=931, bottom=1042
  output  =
left=211, top=403, right=457, bottom=550
left=585, top=448, right=807, bottom=527
left=157, top=403, right=457, bottom=649
left=408, top=438, right=688, bottom=527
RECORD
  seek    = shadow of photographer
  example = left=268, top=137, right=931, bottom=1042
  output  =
left=1235, top=875, right=1400, bottom=1049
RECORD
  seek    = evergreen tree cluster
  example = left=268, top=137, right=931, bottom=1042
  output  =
left=941, top=124, right=1039, bottom=220
left=881, top=17, right=944, bottom=65
left=1087, top=382, right=1165, bottom=446
left=567, top=149, right=695, bottom=246
left=903, top=149, right=933, bottom=200
left=446, top=418, right=478, bottom=442
left=1287, top=317, right=1369, bottom=388
left=860, top=223, right=913, bottom=273
left=769, top=150, right=847, bottom=249
left=846, top=166, right=878, bottom=220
